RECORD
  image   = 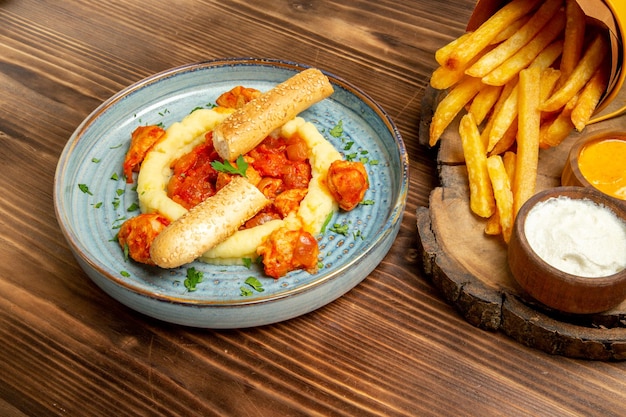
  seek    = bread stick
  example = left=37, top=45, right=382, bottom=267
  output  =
left=150, top=176, right=270, bottom=268
left=213, top=68, right=334, bottom=161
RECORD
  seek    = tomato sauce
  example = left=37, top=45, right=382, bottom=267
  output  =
left=248, top=135, right=311, bottom=192
left=167, top=133, right=221, bottom=210
left=167, top=131, right=312, bottom=220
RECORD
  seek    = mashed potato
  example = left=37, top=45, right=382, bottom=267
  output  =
left=136, top=109, right=340, bottom=265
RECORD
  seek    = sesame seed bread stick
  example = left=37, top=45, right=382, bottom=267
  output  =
left=150, top=176, right=270, bottom=268
left=213, top=68, right=334, bottom=161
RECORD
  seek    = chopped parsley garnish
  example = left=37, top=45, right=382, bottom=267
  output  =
left=109, top=143, right=123, bottom=149
left=329, top=120, right=344, bottom=138
left=353, top=230, right=365, bottom=240
left=345, top=152, right=358, bottom=161
left=320, top=211, right=334, bottom=234
left=122, top=243, right=129, bottom=261
left=116, top=189, right=125, bottom=196
left=111, top=216, right=127, bottom=229
left=127, top=202, right=140, bottom=212
left=93, top=202, right=103, bottom=209
left=120, top=271, right=131, bottom=278
left=184, top=267, right=204, bottom=292
left=240, top=286, right=253, bottom=297
left=78, top=184, right=93, bottom=195
left=92, top=158, right=101, bottom=163
left=329, top=223, right=350, bottom=236
left=242, top=258, right=253, bottom=269
left=244, top=276, right=264, bottom=292
left=111, top=172, right=120, bottom=181
left=360, top=199, right=375, bottom=206
left=211, top=155, right=248, bottom=177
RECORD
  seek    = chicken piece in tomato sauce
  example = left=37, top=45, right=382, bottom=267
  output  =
left=326, top=160, right=369, bottom=211
left=215, top=86, right=261, bottom=109
left=118, top=213, right=170, bottom=265
left=123, top=125, right=166, bottom=183
left=257, top=227, right=319, bottom=279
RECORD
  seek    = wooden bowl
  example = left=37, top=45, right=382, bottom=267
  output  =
left=508, top=187, right=626, bottom=314
left=561, top=130, right=626, bottom=201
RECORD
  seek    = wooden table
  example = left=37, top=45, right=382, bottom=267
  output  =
left=2, top=1, right=625, bottom=415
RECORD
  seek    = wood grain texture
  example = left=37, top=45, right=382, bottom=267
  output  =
left=2, top=0, right=626, bottom=415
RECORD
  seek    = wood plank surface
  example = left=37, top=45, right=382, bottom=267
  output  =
left=2, top=0, right=626, bottom=416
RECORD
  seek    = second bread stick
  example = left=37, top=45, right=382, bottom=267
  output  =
left=150, top=176, right=270, bottom=268
left=213, top=68, right=334, bottom=161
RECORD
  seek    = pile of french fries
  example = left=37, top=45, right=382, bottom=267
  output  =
left=429, top=0, right=610, bottom=243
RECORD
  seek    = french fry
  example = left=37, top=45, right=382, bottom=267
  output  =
left=538, top=67, right=563, bottom=123
left=445, top=0, right=542, bottom=71
left=430, top=66, right=466, bottom=90
left=560, top=0, right=586, bottom=83
left=429, top=76, right=483, bottom=146
left=503, top=151, right=517, bottom=180
left=488, top=82, right=519, bottom=152
left=540, top=33, right=609, bottom=112
left=480, top=80, right=517, bottom=149
left=469, top=84, right=503, bottom=125
left=459, top=113, right=495, bottom=218
left=571, top=67, right=609, bottom=131
left=431, top=46, right=493, bottom=90
left=538, top=68, right=562, bottom=100
left=466, top=0, right=562, bottom=78
left=481, top=12, right=565, bottom=86
left=539, top=95, right=578, bottom=148
left=489, top=15, right=531, bottom=45
left=489, top=121, right=517, bottom=156
left=513, top=67, right=541, bottom=216
left=485, top=151, right=517, bottom=236
left=487, top=155, right=515, bottom=242
left=486, top=151, right=516, bottom=237
left=436, top=32, right=473, bottom=66
left=484, top=211, right=502, bottom=235
left=529, top=40, right=564, bottom=70
left=432, top=34, right=496, bottom=89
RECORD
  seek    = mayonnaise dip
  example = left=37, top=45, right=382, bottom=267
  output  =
left=524, top=196, right=626, bottom=277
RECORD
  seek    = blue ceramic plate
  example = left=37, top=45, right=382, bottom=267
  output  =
left=54, top=58, right=408, bottom=328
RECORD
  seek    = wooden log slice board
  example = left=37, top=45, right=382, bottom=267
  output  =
left=416, top=85, right=626, bottom=361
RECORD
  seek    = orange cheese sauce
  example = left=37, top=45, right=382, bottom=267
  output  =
left=577, top=138, right=626, bottom=200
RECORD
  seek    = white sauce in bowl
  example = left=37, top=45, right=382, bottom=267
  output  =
left=524, top=196, right=626, bottom=277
